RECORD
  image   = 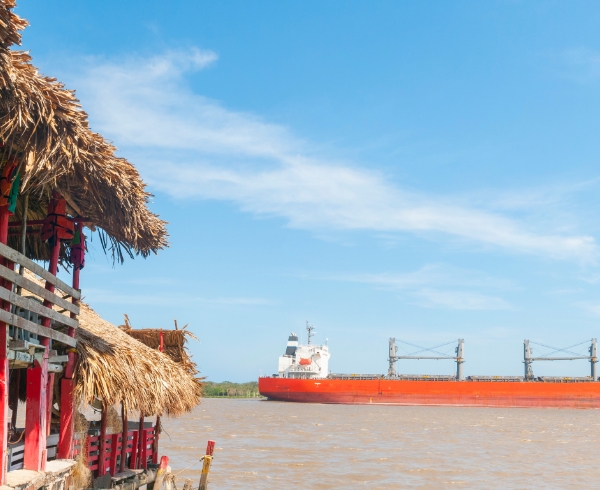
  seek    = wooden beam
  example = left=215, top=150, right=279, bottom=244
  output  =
left=0, top=263, right=79, bottom=315
left=0, top=286, right=78, bottom=329
left=0, top=242, right=81, bottom=299
left=0, top=309, right=77, bottom=347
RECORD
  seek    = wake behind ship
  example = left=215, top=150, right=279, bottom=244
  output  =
left=258, top=325, right=600, bottom=408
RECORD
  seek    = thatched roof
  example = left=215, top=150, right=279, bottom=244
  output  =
left=0, top=0, right=168, bottom=262
left=76, top=305, right=202, bottom=416
left=120, top=318, right=200, bottom=380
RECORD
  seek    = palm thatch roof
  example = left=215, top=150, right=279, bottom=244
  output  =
left=76, top=304, right=202, bottom=416
left=120, top=318, right=200, bottom=381
left=0, top=0, right=168, bottom=262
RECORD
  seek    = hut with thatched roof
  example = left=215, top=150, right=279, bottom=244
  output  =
left=120, top=318, right=200, bottom=381
left=0, top=1, right=200, bottom=487
left=77, top=309, right=202, bottom=419
left=9, top=270, right=202, bottom=486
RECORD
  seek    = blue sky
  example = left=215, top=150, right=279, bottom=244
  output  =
left=15, top=1, right=600, bottom=380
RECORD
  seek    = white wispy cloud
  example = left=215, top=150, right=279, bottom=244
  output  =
left=560, top=47, right=600, bottom=84
left=573, top=301, right=600, bottom=318
left=320, top=264, right=516, bottom=291
left=83, top=288, right=273, bottom=307
left=312, top=264, right=514, bottom=311
left=412, top=289, right=511, bottom=311
left=69, top=49, right=598, bottom=262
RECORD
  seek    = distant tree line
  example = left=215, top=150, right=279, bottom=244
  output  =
left=203, top=381, right=262, bottom=398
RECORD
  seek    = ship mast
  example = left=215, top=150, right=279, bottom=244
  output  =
left=306, top=321, right=315, bottom=345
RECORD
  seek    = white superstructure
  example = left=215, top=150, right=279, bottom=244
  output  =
left=277, top=323, right=330, bottom=379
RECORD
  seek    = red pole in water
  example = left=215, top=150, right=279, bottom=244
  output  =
left=198, top=440, right=216, bottom=490
left=58, top=221, right=83, bottom=459
left=153, top=455, right=169, bottom=489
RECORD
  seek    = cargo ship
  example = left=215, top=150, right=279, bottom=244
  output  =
left=258, top=324, right=600, bottom=408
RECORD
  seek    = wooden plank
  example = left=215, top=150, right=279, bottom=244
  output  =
left=0, top=263, right=79, bottom=315
left=0, top=310, right=77, bottom=348
left=9, top=340, right=44, bottom=352
left=49, top=355, right=68, bottom=363
left=0, top=286, right=78, bottom=329
left=0, top=242, right=81, bottom=300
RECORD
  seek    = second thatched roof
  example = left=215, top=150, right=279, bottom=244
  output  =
left=75, top=303, right=202, bottom=416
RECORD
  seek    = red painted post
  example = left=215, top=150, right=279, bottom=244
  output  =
left=0, top=199, right=11, bottom=484
left=24, top=358, right=47, bottom=469
left=24, top=194, right=62, bottom=471
left=206, top=440, right=215, bottom=456
left=98, top=406, right=107, bottom=476
left=109, top=433, right=119, bottom=476
left=120, top=406, right=128, bottom=473
left=140, top=429, right=148, bottom=469
left=58, top=221, right=82, bottom=459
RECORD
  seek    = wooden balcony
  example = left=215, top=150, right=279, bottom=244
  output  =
left=0, top=241, right=80, bottom=348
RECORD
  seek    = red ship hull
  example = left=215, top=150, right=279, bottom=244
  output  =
left=258, top=377, right=600, bottom=408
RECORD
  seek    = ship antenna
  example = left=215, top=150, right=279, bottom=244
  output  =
left=306, top=321, right=315, bottom=345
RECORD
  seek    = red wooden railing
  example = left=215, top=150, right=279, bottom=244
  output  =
left=73, top=427, right=156, bottom=478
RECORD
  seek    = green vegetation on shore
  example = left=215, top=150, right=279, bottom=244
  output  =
left=203, top=381, right=263, bottom=398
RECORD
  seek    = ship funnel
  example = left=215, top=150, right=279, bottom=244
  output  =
left=285, top=333, right=299, bottom=356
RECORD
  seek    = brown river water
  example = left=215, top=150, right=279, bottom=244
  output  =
left=160, top=398, right=600, bottom=489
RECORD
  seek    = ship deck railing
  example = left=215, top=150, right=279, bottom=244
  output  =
left=326, top=374, right=599, bottom=382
